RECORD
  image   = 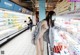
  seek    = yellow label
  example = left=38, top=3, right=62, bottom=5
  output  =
left=13, top=16, right=18, bottom=18
left=3, top=13, right=9, bottom=18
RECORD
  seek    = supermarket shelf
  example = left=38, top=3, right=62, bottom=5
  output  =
left=0, top=26, right=28, bottom=47
left=54, top=26, right=80, bottom=45
left=58, top=31, right=80, bottom=54
left=60, top=10, right=80, bottom=17
left=49, top=28, right=80, bottom=55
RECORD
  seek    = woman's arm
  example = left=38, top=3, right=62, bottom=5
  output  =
left=38, top=21, right=48, bottom=39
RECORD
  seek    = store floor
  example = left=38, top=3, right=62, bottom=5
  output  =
left=0, top=27, right=36, bottom=55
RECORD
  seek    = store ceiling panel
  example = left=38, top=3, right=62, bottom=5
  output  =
left=11, top=0, right=34, bottom=11
left=10, top=0, right=63, bottom=12
left=35, top=0, right=63, bottom=11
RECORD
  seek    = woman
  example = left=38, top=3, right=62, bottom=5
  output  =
left=28, top=17, right=33, bottom=31
left=36, top=11, right=55, bottom=55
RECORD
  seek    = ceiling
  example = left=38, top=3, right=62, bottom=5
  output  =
left=10, top=0, right=63, bottom=12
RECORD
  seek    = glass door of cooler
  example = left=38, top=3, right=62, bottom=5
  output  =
left=49, top=16, right=80, bottom=55
left=0, top=9, right=32, bottom=45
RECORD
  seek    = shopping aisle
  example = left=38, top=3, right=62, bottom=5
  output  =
left=0, top=27, right=36, bottom=55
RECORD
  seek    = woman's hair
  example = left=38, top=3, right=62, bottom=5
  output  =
left=45, top=11, right=56, bottom=27
left=28, top=17, right=33, bottom=24
left=28, top=17, right=32, bottom=21
left=28, top=17, right=31, bottom=19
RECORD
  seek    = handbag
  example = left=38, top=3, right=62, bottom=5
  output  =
left=43, top=29, right=50, bottom=43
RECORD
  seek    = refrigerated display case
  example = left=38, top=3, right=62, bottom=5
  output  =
left=50, top=1, right=80, bottom=54
left=0, top=8, right=32, bottom=45
left=49, top=14, right=80, bottom=55
left=51, top=1, right=80, bottom=54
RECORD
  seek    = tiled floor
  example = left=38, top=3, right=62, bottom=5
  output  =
left=1, top=27, right=36, bottom=55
